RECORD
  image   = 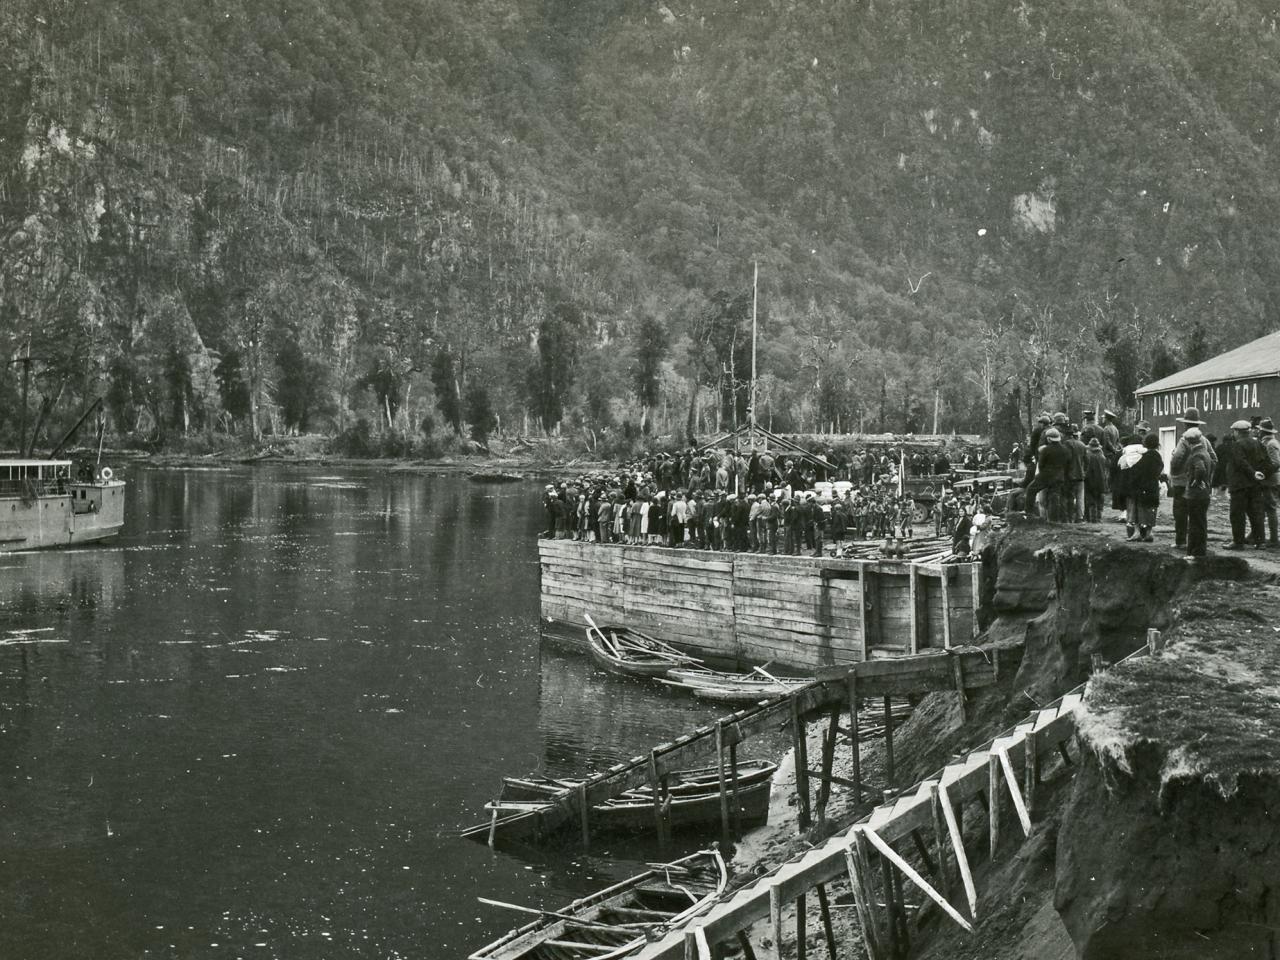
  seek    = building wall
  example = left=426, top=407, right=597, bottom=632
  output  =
left=1138, top=375, right=1280, bottom=443
left=539, top=539, right=979, bottom=672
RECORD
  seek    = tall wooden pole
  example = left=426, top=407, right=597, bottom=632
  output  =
left=751, top=259, right=758, bottom=441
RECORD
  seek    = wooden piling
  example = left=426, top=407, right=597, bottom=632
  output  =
left=770, top=884, right=784, bottom=960
left=730, top=742, right=742, bottom=837
left=815, top=884, right=838, bottom=960
left=649, top=749, right=669, bottom=848
left=716, top=721, right=731, bottom=847
left=815, top=706, right=840, bottom=821
left=736, top=931, right=758, bottom=960
left=847, top=676, right=862, bottom=803
left=950, top=654, right=968, bottom=722
left=848, top=830, right=884, bottom=960
left=796, top=892, right=807, bottom=960
left=792, top=696, right=812, bottom=832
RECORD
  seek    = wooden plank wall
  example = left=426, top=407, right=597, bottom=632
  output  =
left=539, top=540, right=977, bottom=671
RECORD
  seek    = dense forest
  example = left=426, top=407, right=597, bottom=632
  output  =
left=3, top=0, right=1279, bottom=456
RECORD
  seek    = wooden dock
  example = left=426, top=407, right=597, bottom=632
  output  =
left=540, top=540, right=981, bottom=671
left=467, top=643, right=1020, bottom=847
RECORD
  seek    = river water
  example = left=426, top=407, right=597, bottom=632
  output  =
left=0, top=466, right=739, bottom=959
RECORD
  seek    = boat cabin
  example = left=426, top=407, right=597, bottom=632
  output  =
left=0, top=460, right=74, bottom=497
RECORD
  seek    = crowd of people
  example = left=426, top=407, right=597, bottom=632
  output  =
left=538, top=442, right=1004, bottom=557
left=1016, top=407, right=1280, bottom=557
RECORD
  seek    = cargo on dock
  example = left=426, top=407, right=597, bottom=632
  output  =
left=540, top=540, right=981, bottom=671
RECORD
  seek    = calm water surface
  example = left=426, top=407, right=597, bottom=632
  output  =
left=0, top=466, right=733, bottom=959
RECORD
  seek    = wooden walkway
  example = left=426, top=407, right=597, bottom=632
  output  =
left=473, top=643, right=1021, bottom=847
left=633, top=632, right=1164, bottom=960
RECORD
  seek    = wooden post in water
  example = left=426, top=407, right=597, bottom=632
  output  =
left=730, top=742, right=742, bottom=837
left=716, top=720, right=731, bottom=847
left=928, top=783, right=952, bottom=901
left=736, top=931, right=759, bottom=960
left=792, top=696, right=812, bottom=832
left=577, top=783, right=591, bottom=849
left=649, top=749, right=669, bottom=848
left=847, top=676, right=861, bottom=802
left=882, top=695, right=895, bottom=784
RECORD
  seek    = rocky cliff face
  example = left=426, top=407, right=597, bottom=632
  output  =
left=1058, top=580, right=1280, bottom=958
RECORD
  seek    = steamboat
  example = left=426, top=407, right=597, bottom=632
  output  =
left=0, top=459, right=125, bottom=551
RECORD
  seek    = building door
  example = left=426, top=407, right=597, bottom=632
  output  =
left=1159, top=427, right=1176, bottom=476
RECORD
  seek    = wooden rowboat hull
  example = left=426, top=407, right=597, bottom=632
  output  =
left=586, top=623, right=693, bottom=678
left=660, top=668, right=812, bottom=703
left=470, top=849, right=727, bottom=960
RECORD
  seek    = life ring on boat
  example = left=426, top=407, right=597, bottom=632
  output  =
left=99, top=467, right=113, bottom=482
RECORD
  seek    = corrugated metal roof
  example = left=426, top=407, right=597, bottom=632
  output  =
left=1136, top=329, right=1280, bottom=395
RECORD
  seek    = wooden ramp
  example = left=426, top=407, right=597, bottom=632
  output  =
left=467, top=643, right=1021, bottom=848
left=633, top=634, right=1164, bottom=960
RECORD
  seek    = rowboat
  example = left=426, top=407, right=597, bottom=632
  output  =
left=585, top=620, right=701, bottom=678
left=470, top=849, right=728, bottom=960
left=658, top=667, right=812, bottom=704
left=464, top=760, right=777, bottom=840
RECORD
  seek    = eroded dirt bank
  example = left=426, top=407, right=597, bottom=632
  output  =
left=737, top=520, right=1267, bottom=960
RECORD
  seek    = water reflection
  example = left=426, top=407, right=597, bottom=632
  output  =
left=0, top=466, right=760, bottom=959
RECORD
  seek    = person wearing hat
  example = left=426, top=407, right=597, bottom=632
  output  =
left=1080, top=409, right=1106, bottom=448
left=1179, top=427, right=1215, bottom=557
left=1126, top=433, right=1166, bottom=542
left=1258, top=418, right=1280, bottom=547
left=1168, top=408, right=1216, bottom=550
left=1064, top=424, right=1088, bottom=521
left=1025, top=427, right=1071, bottom=520
left=1222, top=420, right=1270, bottom=549
left=1022, top=413, right=1052, bottom=488
left=1084, top=437, right=1108, bottom=521
left=1101, top=410, right=1122, bottom=458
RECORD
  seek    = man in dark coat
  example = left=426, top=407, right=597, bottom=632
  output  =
left=1080, top=410, right=1106, bottom=448
left=1063, top=424, right=1088, bottom=521
left=1222, top=420, right=1269, bottom=548
left=1025, top=428, right=1071, bottom=520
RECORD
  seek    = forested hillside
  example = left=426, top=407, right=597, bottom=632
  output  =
left=3, top=0, right=1279, bottom=453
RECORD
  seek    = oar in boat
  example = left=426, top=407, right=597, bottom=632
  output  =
left=751, top=664, right=783, bottom=682
left=476, top=898, right=649, bottom=931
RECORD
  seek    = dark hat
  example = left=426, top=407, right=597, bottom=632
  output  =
left=1177, top=407, right=1206, bottom=425
left=1142, top=433, right=1160, bottom=449
left=1252, top=416, right=1263, bottom=426
left=1036, top=413, right=1051, bottom=424
left=1261, top=418, right=1278, bottom=435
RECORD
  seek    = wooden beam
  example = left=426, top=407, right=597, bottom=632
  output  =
left=927, top=783, right=952, bottom=902
left=796, top=892, right=807, bottom=960
left=770, top=884, right=784, bottom=960
left=851, top=831, right=886, bottom=960
left=577, top=782, right=591, bottom=848
left=937, top=781, right=977, bottom=920
left=1024, top=727, right=1039, bottom=820
left=793, top=697, right=812, bottom=832
left=951, top=654, right=968, bottom=723
left=970, top=562, right=982, bottom=640
left=908, top=565, right=920, bottom=655
left=940, top=565, right=952, bottom=649
left=716, top=721, right=731, bottom=847
left=987, top=752, right=1001, bottom=860
left=847, top=675, right=862, bottom=803
left=883, top=696, right=895, bottom=784
left=863, top=827, right=974, bottom=933
left=857, top=564, right=870, bottom=661
left=815, top=884, right=838, bottom=960
left=996, top=739, right=1032, bottom=836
